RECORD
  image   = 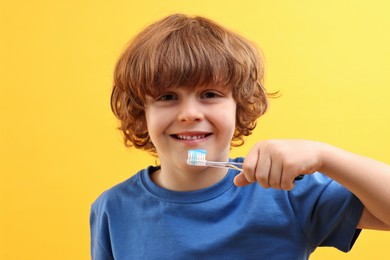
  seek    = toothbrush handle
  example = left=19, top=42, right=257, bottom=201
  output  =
left=205, top=161, right=243, bottom=166
left=205, top=161, right=243, bottom=171
left=205, top=161, right=304, bottom=181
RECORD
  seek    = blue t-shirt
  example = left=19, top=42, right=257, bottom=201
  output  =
left=90, top=158, right=363, bottom=259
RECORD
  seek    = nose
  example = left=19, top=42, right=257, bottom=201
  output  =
left=177, top=96, right=204, bottom=122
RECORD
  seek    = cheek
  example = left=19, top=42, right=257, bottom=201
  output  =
left=144, top=108, right=156, bottom=138
left=218, top=104, right=237, bottom=136
left=144, top=108, right=169, bottom=140
left=229, top=104, right=238, bottom=137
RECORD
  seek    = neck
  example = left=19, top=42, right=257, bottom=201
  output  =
left=150, top=165, right=228, bottom=191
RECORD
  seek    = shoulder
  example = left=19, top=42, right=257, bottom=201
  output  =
left=290, top=171, right=356, bottom=202
left=287, top=171, right=361, bottom=212
left=91, top=167, right=151, bottom=212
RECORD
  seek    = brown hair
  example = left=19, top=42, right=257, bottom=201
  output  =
left=111, top=13, right=271, bottom=155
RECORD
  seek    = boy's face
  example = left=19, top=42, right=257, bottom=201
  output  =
left=145, top=85, right=237, bottom=169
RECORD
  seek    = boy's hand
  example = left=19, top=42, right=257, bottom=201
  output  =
left=234, top=140, right=324, bottom=190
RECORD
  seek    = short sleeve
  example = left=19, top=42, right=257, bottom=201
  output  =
left=288, top=172, right=364, bottom=252
left=90, top=196, right=115, bottom=260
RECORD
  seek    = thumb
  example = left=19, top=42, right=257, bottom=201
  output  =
left=233, top=172, right=254, bottom=187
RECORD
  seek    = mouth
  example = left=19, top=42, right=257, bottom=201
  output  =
left=171, top=133, right=212, bottom=140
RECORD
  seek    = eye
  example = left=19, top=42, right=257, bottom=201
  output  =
left=157, top=93, right=178, bottom=101
left=201, top=91, right=222, bottom=99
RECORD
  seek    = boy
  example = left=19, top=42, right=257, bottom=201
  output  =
left=90, top=14, right=390, bottom=259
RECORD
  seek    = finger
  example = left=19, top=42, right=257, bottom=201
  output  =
left=242, top=144, right=261, bottom=183
left=268, top=156, right=283, bottom=190
left=280, top=168, right=295, bottom=191
left=255, top=148, right=271, bottom=188
left=233, top=172, right=253, bottom=187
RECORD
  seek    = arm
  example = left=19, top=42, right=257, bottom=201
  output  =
left=319, top=144, right=390, bottom=230
left=233, top=139, right=390, bottom=230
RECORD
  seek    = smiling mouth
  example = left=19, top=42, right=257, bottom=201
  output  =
left=172, top=134, right=211, bottom=140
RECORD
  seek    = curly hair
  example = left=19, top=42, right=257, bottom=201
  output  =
left=111, top=14, right=271, bottom=156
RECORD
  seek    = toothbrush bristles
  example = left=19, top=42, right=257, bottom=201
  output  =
left=187, top=149, right=207, bottom=166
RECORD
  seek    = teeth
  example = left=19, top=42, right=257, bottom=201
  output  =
left=177, top=134, right=206, bottom=140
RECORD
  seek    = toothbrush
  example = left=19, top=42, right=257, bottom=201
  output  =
left=187, top=149, right=243, bottom=171
left=187, top=149, right=304, bottom=181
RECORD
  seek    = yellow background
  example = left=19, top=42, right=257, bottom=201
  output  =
left=1, top=0, right=390, bottom=259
